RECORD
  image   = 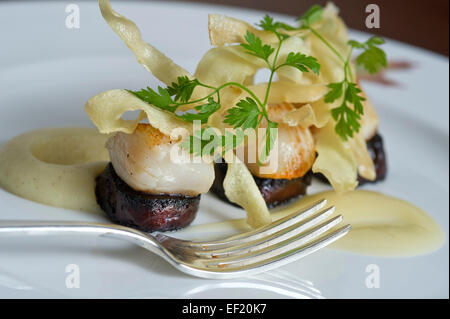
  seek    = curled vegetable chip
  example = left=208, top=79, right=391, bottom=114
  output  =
left=306, top=3, right=351, bottom=83
left=209, top=14, right=277, bottom=46
left=223, top=157, right=272, bottom=228
left=99, top=0, right=191, bottom=86
left=248, top=82, right=327, bottom=105
left=312, top=122, right=358, bottom=192
left=282, top=101, right=330, bottom=128
left=195, top=47, right=259, bottom=88
left=85, top=89, right=191, bottom=137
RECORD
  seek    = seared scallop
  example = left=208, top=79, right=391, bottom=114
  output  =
left=239, top=102, right=316, bottom=180
left=106, top=123, right=214, bottom=196
left=211, top=103, right=315, bottom=208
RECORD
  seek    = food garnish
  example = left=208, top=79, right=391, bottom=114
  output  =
left=128, top=4, right=387, bottom=154
left=300, top=5, right=387, bottom=140
left=85, top=1, right=388, bottom=227
left=128, top=26, right=320, bottom=163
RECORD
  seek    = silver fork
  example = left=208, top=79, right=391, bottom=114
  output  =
left=0, top=199, right=350, bottom=279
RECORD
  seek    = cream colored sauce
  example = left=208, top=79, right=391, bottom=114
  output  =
left=182, top=190, right=445, bottom=257
left=0, top=128, right=445, bottom=257
left=0, top=128, right=109, bottom=214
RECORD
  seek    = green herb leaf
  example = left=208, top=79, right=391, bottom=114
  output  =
left=167, top=76, right=200, bottom=103
left=328, top=81, right=366, bottom=140
left=331, top=101, right=361, bottom=140
left=224, top=97, right=262, bottom=130
left=258, top=15, right=297, bottom=31
left=181, top=127, right=220, bottom=157
left=347, top=40, right=365, bottom=49
left=257, top=15, right=278, bottom=32
left=367, top=36, right=385, bottom=46
left=344, top=82, right=366, bottom=115
left=128, top=86, right=176, bottom=112
left=181, top=127, right=246, bottom=157
left=178, top=97, right=221, bottom=124
left=284, top=52, right=321, bottom=75
left=298, top=5, right=323, bottom=28
left=259, top=120, right=278, bottom=164
left=223, top=129, right=246, bottom=153
left=356, top=45, right=387, bottom=74
left=350, top=36, right=387, bottom=74
left=324, top=82, right=344, bottom=103
left=241, top=31, right=275, bottom=62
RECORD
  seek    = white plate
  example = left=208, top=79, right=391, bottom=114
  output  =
left=0, top=1, right=448, bottom=299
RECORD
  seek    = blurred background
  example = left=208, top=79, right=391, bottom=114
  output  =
left=172, top=0, right=449, bottom=55
left=1, top=0, right=446, bottom=55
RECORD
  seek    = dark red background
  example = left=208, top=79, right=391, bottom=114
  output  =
left=2, top=0, right=447, bottom=55
left=172, top=0, right=449, bottom=56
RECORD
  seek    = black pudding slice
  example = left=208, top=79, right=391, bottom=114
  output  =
left=358, top=133, right=387, bottom=184
left=95, top=163, right=200, bottom=232
left=211, top=160, right=312, bottom=209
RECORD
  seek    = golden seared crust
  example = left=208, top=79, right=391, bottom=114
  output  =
left=133, top=123, right=174, bottom=147
left=267, top=102, right=297, bottom=122
left=260, top=125, right=316, bottom=179
left=244, top=103, right=316, bottom=180
left=268, top=103, right=316, bottom=179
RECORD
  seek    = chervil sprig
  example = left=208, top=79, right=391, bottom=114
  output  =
left=325, top=81, right=366, bottom=138
left=240, top=31, right=275, bottom=63
left=298, top=5, right=323, bottom=28
left=167, top=76, right=200, bottom=103
left=128, top=86, right=177, bottom=112
left=258, top=15, right=297, bottom=33
left=178, top=97, right=221, bottom=124
left=257, top=15, right=296, bottom=39
left=181, top=127, right=245, bottom=158
left=129, top=15, right=321, bottom=161
left=259, top=120, right=278, bottom=164
left=224, top=97, right=261, bottom=130
left=279, top=52, right=321, bottom=74
left=230, top=25, right=319, bottom=162
left=297, top=5, right=387, bottom=140
left=348, top=37, right=387, bottom=74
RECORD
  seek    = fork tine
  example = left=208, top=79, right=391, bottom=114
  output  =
left=205, top=215, right=345, bottom=268
left=189, top=199, right=327, bottom=250
left=195, top=206, right=336, bottom=259
left=195, top=225, right=352, bottom=278
left=205, top=224, right=351, bottom=271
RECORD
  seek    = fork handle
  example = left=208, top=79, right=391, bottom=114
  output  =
left=0, top=221, right=161, bottom=254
